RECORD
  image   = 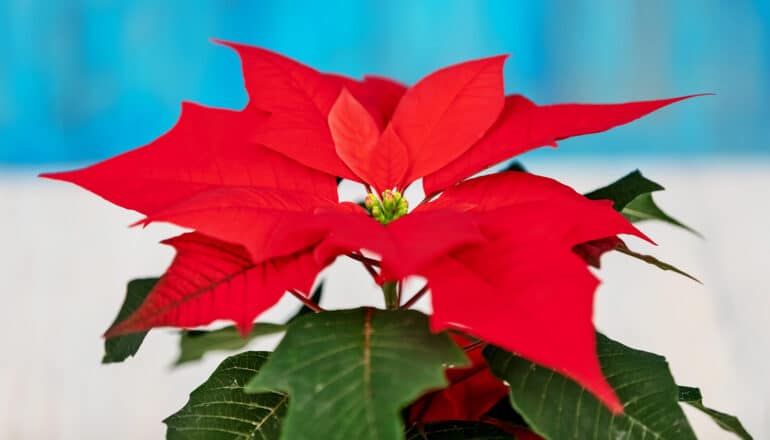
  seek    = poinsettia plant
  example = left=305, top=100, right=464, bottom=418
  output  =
left=42, top=41, right=752, bottom=439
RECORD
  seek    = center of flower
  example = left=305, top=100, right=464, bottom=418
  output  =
left=365, top=190, right=408, bottom=225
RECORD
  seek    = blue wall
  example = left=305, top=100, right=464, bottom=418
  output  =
left=1, top=0, right=768, bottom=164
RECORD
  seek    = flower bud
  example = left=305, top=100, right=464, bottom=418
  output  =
left=364, top=193, right=378, bottom=210
left=396, top=197, right=409, bottom=216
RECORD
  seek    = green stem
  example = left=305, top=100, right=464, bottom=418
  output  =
left=382, top=282, right=399, bottom=309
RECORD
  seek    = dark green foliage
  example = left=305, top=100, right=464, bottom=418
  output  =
left=678, top=386, right=752, bottom=439
left=165, top=351, right=287, bottom=439
left=484, top=333, right=697, bottom=439
left=245, top=308, right=468, bottom=440
left=102, top=278, right=158, bottom=363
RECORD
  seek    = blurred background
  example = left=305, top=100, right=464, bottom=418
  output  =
left=1, top=0, right=768, bottom=438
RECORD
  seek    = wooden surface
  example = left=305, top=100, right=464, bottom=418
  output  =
left=1, top=161, right=767, bottom=439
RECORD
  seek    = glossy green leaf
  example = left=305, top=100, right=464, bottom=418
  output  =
left=678, top=386, right=752, bottom=439
left=165, top=351, right=287, bottom=439
left=484, top=333, right=697, bottom=439
left=405, top=421, right=512, bottom=439
left=584, top=169, right=698, bottom=236
left=245, top=308, right=469, bottom=440
left=616, top=243, right=702, bottom=284
left=102, top=278, right=158, bottom=363
left=174, top=323, right=285, bottom=366
left=623, top=193, right=702, bottom=237
left=584, top=169, right=663, bottom=211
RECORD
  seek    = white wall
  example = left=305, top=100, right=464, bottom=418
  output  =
left=1, top=160, right=767, bottom=439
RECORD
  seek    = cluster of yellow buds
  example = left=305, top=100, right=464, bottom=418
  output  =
left=364, top=189, right=409, bottom=225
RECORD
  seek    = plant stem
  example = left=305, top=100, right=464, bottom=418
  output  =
left=348, top=253, right=380, bottom=266
left=382, top=281, right=399, bottom=310
left=288, top=289, right=324, bottom=312
left=400, top=284, right=429, bottom=309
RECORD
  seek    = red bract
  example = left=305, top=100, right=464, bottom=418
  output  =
left=409, top=337, right=509, bottom=425
left=42, top=41, right=697, bottom=413
left=408, top=337, right=545, bottom=439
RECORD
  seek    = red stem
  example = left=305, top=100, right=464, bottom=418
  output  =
left=401, top=284, right=429, bottom=309
left=288, top=289, right=324, bottom=312
left=348, top=253, right=380, bottom=266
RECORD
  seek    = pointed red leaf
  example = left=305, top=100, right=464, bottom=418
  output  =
left=218, top=40, right=362, bottom=180
left=328, top=74, right=407, bottom=128
left=41, top=103, right=337, bottom=214
left=387, top=55, right=506, bottom=187
left=105, top=233, right=322, bottom=337
left=423, top=242, right=623, bottom=413
left=424, top=94, right=702, bottom=195
left=409, top=339, right=508, bottom=424
left=361, top=76, right=407, bottom=123
left=312, top=209, right=486, bottom=281
left=421, top=171, right=651, bottom=246
left=329, top=89, right=408, bottom=191
left=413, top=172, right=658, bottom=412
left=139, top=187, right=336, bottom=263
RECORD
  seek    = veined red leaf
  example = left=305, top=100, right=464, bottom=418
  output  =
left=329, top=89, right=408, bottom=191
left=312, top=209, right=486, bottom=281
left=388, top=55, right=506, bottom=187
left=424, top=94, right=703, bottom=195
left=413, top=172, right=664, bottom=412
left=409, top=338, right=508, bottom=425
left=423, top=241, right=623, bottom=413
left=422, top=171, right=652, bottom=247
left=105, top=233, right=321, bottom=337
left=361, top=76, right=407, bottom=123
left=216, top=40, right=358, bottom=180
left=41, top=103, right=337, bottom=213
left=327, top=74, right=407, bottom=128
left=139, top=186, right=336, bottom=263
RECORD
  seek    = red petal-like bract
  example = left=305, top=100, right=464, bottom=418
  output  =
left=409, top=339, right=508, bottom=424
left=217, top=41, right=357, bottom=180
left=105, top=233, right=321, bottom=337
left=423, top=94, right=700, bottom=195
left=329, top=89, right=408, bottom=191
left=417, top=172, right=650, bottom=412
left=139, top=187, right=336, bottom=263
left=388, top=55, right=506, bottom=187
left=219, top=40, right=407, bottom=182
left=360, top=76, right=407, bottom=123
left=312, top=209, right=486, bottom=282
left=40, top=103, right=337, bottom=214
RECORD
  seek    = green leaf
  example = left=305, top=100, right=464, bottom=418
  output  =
left=616, top=243, right=702, bottom=284
left=405, top=421, right=512, bottom=439
left=623, top=193, right=702, bottom=237
left=584, top=169, right=663, bottom=211
left=245, top=308, right=469, bottom=440
left=174, top=323, right=286, bottom=366
left=584, top=169, right=698, bottom=236
left=166, top=351, right=287, bottom=439
left=678, top=386, right=753, bottom=439
left=484, top=333, right=697, bottom=439
left=102, top=278, right=158, bottom=363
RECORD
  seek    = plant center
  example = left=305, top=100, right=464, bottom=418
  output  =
left=365, top=190, right=409, bottom=225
